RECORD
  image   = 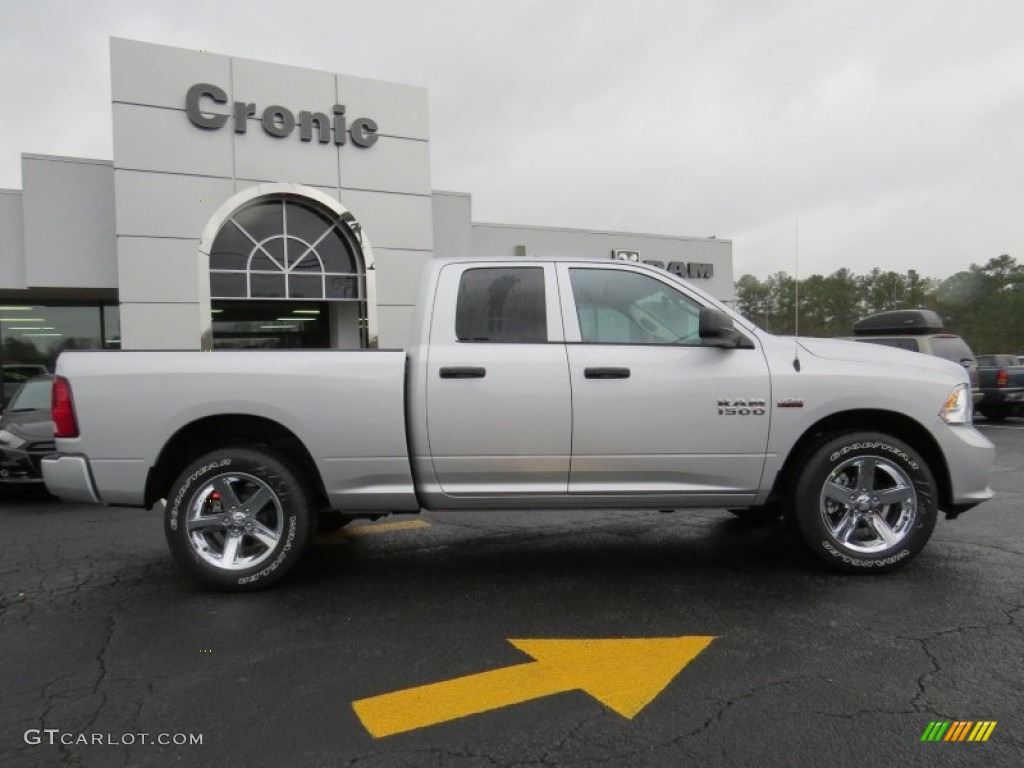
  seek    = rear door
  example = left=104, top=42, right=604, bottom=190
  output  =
left=558, top=263, right=771, bottom=502
left=425, top=263, right=571, bottom=496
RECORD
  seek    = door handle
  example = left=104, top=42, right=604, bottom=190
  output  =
left=584, top=367, right=631, bottom=379
left=439, top=366, right=487, bottom=379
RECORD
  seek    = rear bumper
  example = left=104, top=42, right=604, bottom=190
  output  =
left=1, top=446, right=46, bottom=483
left=41, top=454, right=101, bottom=504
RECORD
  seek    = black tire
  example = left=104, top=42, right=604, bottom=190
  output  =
left=165, top=447, right=312, bottom=590
left=980, top=408, right=1008, bottom=422
left=790, top=432, right=937, bottom=573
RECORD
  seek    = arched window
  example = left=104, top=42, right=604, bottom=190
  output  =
left=209, top=196, right=364, bottom=301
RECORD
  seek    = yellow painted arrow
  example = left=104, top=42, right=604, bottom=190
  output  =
left=352, top=636, right=716, bottom=738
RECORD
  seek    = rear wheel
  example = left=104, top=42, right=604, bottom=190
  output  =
left=790, top=432, right=937, bottom=572
left=165, top=447, right=311, bottom=590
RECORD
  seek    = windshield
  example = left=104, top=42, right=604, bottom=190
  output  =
left=9, top=378, right=52, bottom=412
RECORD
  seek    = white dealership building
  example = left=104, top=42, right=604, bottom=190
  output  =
left=0, top=38, right=733, bottom=372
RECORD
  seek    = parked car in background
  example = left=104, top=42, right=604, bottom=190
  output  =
left=848, top=310, right=982, bottom=404
left=975, top=354, right=1024, bottom=421
left=2, top=364, right=49, bottom=407
left=0, top=375, right=55, bottom=483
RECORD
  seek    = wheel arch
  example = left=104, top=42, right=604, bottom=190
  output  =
left=145, top=414, right=328, bottom=511
left=772, top=409, right=952, bottom=510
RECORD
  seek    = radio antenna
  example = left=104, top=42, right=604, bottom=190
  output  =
left=793, top=218, right=801, bottom=372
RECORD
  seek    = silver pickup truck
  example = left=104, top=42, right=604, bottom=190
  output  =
left=43, top=258, right=995, bottom=590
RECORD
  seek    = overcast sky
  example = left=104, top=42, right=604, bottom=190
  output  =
left=2, top=0, right=1022, bottom=279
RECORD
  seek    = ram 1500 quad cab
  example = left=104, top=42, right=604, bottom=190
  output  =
left=42, top=258, right=995, bottom=589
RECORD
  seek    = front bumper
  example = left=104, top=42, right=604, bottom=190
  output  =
left=935, top=423, right=995, bottom=517
left=41, top=454, right=101, bottom=503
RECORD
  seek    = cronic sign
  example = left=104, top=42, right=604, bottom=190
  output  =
left=185, top=83, right=379, bottom=147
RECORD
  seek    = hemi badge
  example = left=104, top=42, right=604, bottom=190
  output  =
left=777, top=399, right=804, bottom=408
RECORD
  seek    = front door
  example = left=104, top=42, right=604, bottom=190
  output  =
left=558, top=264, right=771, bottom=502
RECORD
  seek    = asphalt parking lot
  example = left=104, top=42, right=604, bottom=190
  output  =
left=2, top=420, right=1022, bottom=768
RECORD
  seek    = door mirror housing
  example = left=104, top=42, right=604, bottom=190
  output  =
left=699, top=307, right=750, bottom=348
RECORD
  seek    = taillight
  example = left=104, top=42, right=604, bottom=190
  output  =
left=996, top=369, right=1008, bottom=388
left=52, top=375, right=79, bottom=438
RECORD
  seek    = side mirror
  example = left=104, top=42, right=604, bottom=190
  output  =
left=699, top=307, right=749, bottom=349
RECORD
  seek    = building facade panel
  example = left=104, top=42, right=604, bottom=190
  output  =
left=232, top=179, right=341, bottom=202
left=22, top=156, right=117, bottom=289
left=232, top=123, right=341, bottom=188
left=0, top=191, right=26, bottom=290
left=472, top=224, right=585, bottom=258
left=339, top=135, right=431, bottom=196
left=116, top=238, right=204, bottom=304
left=230, top=57, right=338, bottom=119
left=112, top=103, right=235, bottom=177
left=339, top=189, right=434, bottom=252
left=111, top=37, right=232, bottom=110
left=114, top=170, right=235, bottom=239
left=431, top=191, right=472, bottom=260
left=375, top=305, right=416, bottom=350
left=372, top=250, right=436, bottom=305
left=119, top=302, right=206, bottom=350
left=335, top=74, right=429, bottom=141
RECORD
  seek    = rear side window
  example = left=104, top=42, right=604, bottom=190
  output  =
left=928, top=336, right=974, bottom=364
left=9, top=378, right=52, bottom=411
left=455, top=267, right=547, bottom=343
left=855, top=337, right=920, bottom=352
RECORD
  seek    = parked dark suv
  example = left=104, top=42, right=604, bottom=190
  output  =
left=848, top=310, right=982, bottom=404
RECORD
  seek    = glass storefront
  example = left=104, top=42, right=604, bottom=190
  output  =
left=211, top=301, right=329, bottom=349
left=0, top=303, right=120, bottom=403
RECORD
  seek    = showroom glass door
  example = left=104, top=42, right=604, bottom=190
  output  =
left=210, top=301, right=329, bottom=349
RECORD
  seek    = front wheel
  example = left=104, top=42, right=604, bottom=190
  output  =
left=790, top=432, right=937, bottom=573
left=165, top=447, right=312, bottom=590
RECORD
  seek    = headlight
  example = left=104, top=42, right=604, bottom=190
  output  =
left=939, top=383, right=972, bottom=425
left=0, top=429, right=26, bottom=448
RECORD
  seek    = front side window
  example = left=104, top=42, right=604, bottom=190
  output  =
left=455, top=268, right=547, bottom=343
left=570, top=268, right=702, bottom=345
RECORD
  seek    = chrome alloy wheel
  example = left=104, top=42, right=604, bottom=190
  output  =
left=819, top=456, right=917, bottom=554
left=185, top=472, right=285, bottom=571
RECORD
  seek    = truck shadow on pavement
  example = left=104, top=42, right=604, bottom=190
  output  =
left=292, top=513, right=816, bottom=591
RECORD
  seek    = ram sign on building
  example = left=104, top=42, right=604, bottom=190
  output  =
left=0, top=38, right=734, bottom=377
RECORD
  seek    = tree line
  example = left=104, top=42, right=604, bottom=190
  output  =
left=733, top=254, right=1024, bottom=354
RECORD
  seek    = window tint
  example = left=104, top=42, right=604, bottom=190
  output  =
left=455, top=268, right=547, bottom=343
left=9, top=378, right=52, bottom=412
left=570, top=268, right=702, bottom=344
left=856, top=337, right=920, bottom=352
left=928, top=336, right=974, bottom=364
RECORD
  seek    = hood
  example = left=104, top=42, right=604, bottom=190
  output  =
left=794, top=337, right=967, bottom=379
